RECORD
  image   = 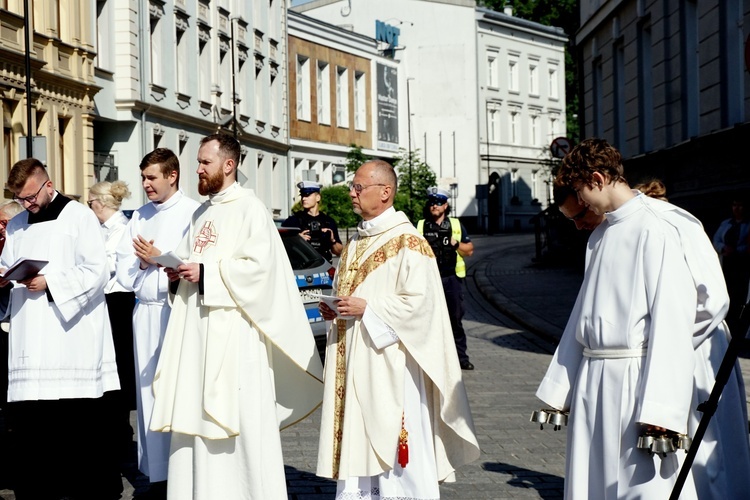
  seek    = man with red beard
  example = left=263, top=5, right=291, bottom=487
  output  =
left=150, top=134, right=324, bottom=500
left=115, top=148, right=199, bottom=496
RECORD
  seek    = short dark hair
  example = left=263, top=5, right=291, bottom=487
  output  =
left=140, top=148, right=180, bottom=182
left=8, top=158, right=48, bottom=192
left=556, top=138, right=625, bottom=188
left=200, top=133, right=241, bottom=166
left=552, top=182, right=577, bottom=206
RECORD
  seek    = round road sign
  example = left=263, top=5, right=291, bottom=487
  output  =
left=550, top=137, right=573, bottom=159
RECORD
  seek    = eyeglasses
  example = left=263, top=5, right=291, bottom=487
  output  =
left=13, top=181, right=48, bottom=205
left=87, top=199, right=99, bottom=208
left=348, top=182, right=387, bottom=195
left=428, top=199, right=447, bottom=207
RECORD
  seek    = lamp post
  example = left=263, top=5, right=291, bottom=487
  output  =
left=23, top=0, right=33, bottom=158
left=406, top=77, right=414, bottom=220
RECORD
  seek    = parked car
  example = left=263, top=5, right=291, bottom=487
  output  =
left=278, top=227, right=334, bottom=353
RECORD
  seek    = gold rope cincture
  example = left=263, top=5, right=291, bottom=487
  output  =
left=330, top=230, right=432, bottom=478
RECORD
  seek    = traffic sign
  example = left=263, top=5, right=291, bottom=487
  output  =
left=550, top=136, right=573, bottom=159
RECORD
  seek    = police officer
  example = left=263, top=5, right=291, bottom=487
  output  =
left=417, top=187, right=475, bottom=370
left=283, top=181, right=343, bottom=262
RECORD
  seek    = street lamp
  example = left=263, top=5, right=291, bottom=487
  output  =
left=406, top=77, right=415, bottom=220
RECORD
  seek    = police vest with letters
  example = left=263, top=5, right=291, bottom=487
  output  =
left=417, top=217, right=466, bottom=278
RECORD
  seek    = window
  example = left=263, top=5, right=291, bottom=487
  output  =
left=509, top=109, right=519, bottom=144
left=354, top=71, right=366, bottom=131
left=548, top=64, right=559, bottom=99
left=613, top=40, right=626, bottom=153
left=529, top=63, right=539, bottom=95
left=336, top=67, right=349, bottom=128
left=198, top=38, right=211, bottom=102
left=149, top=15, right=163, bottom=85
left=95, top=0, right=113, bottom=70
left=637, top=20, right=653, bottom=152
left=549, top=115, right=559, bottom=140
left=296, top=55, right=311, bottom=121
left=488, top=105, right=500, bottom=142
left=317, top=61, right=331, bottom=125
left=530, top=114, right=539, bottom=146
left=487, top=52, right=498, bottom=88
left=508, top=55, right=519, bottom=92
left=175, top=21, right=188, bottom=94
left=681, top=0, right=699, bottom=139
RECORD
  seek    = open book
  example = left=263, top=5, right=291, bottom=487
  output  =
left=1, top=258, right=48, bottom=281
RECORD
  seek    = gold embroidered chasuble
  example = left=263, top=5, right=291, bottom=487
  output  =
left=317, top=210, right=480, bottom=482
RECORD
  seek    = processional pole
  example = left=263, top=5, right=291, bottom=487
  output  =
left=669, top=313, right=750, bottom=500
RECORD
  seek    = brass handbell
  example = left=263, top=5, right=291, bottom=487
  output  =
left=530, top=409, right=568, bottom=431
left=636, top=434, right=655, bottom=450
left=652, top=436, right=676, bottom=457
left=637, top=431, right=691, bottom=456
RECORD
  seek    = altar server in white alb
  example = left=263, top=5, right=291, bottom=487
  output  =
left=536, top=138, right=750, bottom=499
left=116, top=148, right=199, bottom=487
left=149, top=133, right=324, bottom=500
left=553, top=172, right=750, bottom=498
left=317, top=160, right=480, bottom=499
left=0, top=158, right=122, bottom=499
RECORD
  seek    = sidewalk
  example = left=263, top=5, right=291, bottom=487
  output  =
left=471, top=233, right=750, bottom=414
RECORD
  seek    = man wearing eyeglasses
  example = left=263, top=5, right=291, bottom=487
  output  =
left=282, top=180, right=342, bottom=262
left=0, top=158, right=122, bottom=499
left=317, top=160, right=479, bottom=498
left=417, top=186, right=475, bottom=370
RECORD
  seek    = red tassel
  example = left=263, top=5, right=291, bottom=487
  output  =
left=398, top=442, right=409, bottom=468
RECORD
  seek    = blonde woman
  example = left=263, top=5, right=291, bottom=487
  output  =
left=89, top=180, right=136, bottom=461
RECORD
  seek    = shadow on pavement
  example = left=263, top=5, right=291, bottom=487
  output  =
left=285, top=465, right=335, bottom=499
left=481, top=461, right=563, bottom=498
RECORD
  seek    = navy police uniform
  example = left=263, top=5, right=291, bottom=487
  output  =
left=282, top=181, right=342, bottom=262
left=418, top=187, right=473, bottom=369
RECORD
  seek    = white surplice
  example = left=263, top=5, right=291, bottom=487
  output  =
left=317, top=209, right=480, bottom=499
left=0, top=195, right=119, bottom=401
left=115, top=190, right=199, bottom=481
left=149, top=183, right=324, bottom=500
left=640, top=193, right=750, bottom=498
left=101, top=210, right=129, bottom=294
left=537, top=195, right=700, bottom=499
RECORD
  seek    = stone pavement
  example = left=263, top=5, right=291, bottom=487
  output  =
left=2, top=233, right=748, bottom=499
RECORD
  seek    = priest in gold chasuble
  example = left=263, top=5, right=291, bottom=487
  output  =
left=317, top=160, right=480, bottom=499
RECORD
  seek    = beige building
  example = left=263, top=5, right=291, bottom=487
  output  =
left=1, top=1, right=99, bottom=199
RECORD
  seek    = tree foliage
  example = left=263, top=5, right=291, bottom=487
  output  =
left=392, top=148, right=437, bottom=223
left=319, top=185, right=361, bottom=229
left=345, top=144, right=371, bottom=173
left=477, top=0, right=580, bottom=143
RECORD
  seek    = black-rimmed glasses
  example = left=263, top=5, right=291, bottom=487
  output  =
left=13, top=181, right=48, bottom=205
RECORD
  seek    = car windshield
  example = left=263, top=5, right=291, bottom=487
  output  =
left=279, top=230, right=326, bottom=270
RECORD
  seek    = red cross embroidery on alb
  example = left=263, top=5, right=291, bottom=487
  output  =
left=193, top=220, right=218, bottom=254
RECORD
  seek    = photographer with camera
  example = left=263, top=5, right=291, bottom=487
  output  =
left=283, top=181, right=343, bottom=262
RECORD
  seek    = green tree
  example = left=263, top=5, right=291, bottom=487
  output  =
left=345, top=144, right=371, bottom=173
left=393, top=149, right=437, bottom=223
left=477, top=0, right=580, bottom=143
left=319, top=185, right=360, bottom=229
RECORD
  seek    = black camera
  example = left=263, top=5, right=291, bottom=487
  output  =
left=308, top=221, right=322, bottom=236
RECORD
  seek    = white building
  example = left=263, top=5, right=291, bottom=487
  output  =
left=292, top=0, right=567, bottom=231
left=288, top=11, right=403, bottom=192
left=94, top=0, right=291, bottom=215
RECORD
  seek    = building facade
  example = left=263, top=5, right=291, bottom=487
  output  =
left=94, top=0, right=291, bottom=214
left=288, top=10, right=402, bottom=194
left=576, top=0, right=750, bottom=232
left=1, top=0, right=100, bottom=200
left=293, top=0, right=567, bottom=231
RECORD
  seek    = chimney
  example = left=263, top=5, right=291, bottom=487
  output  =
left=504, top=3, right=513, bottom=16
